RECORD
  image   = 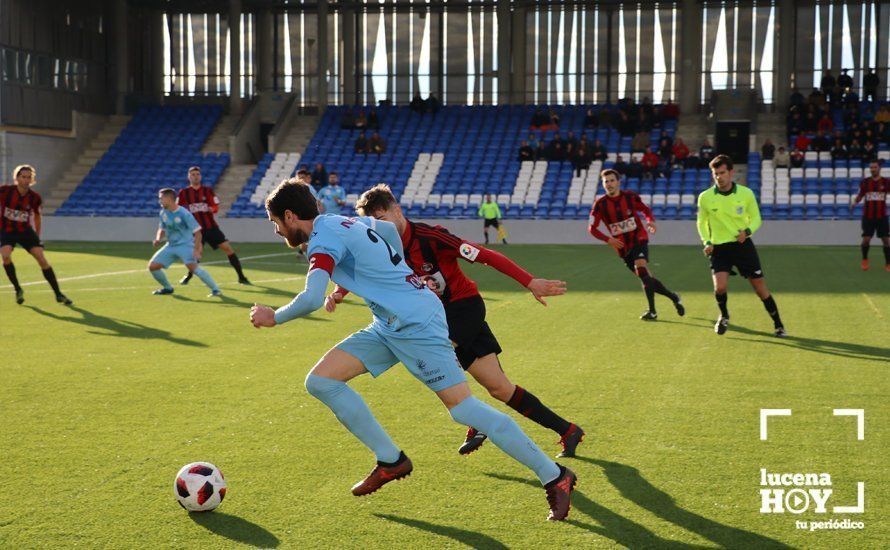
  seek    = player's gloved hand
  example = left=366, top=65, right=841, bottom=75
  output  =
left=527, top=278, right=567, bottom=306
left=647, top=221, right=657, bottom=234
left=703, top=244, right=714, bottom=256
left=324, top=292, right=345, bottom=313
left=250, top=304, right=277, bottom=328
left=607, top=237, right=624, bottom=252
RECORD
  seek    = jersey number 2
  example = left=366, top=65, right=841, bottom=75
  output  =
left=366, top=228, right=402, bottom=266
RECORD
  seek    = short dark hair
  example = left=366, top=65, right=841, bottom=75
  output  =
left=355, top=184, right=397, bottom=216
left=188, top=166, right=201, bottom=173
left=600, top=168, right=621, bottom=180
left=13, top=164, right=34, bottom=178
left=709, top=154, right=733, bottom=171
left=159, top=188, right=176, bottom=199
left=265, top=178, right=320, bottom=221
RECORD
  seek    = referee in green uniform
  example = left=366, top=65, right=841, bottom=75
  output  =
left=478, top=194, right=506, bottom=245
left=697, top=155, right=786, bottom=337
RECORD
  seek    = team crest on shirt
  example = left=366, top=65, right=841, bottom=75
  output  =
left=459, top=243, right=480, bottom=261
left=736, top=206, right=744, bottom=214
left=421, top=262, right=434, bottom=273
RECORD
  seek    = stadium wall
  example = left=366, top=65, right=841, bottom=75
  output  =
left=41, top=217, right=862, bottom=246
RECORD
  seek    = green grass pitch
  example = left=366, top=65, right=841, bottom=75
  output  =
left=1, top=241, right=887, bottom=549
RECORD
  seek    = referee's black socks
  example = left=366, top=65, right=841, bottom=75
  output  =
left=4, top=262, right=21, bottom=291
left=715, top=292, right=729, bottom=318
left=227, top=253, right=246, bottom=279
left=42, top=267, right=62, bottom=296
left=762, top=294, right=784, bottom=328
left=507, top=385, right=572, bottom=436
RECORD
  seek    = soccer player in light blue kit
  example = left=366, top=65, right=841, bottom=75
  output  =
left=250, top=179, right=577, bottom=521
left=318, top=172, right=347, bottom=215
left=148, top=188, right=221, bottom=297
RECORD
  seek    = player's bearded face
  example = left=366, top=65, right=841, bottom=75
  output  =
left=271, top=213, right=308, bottom=248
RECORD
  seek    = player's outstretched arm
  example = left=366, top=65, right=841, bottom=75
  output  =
left=251, top=266, right=331, bottom=328
left=526, top=278, right=568, bottom=306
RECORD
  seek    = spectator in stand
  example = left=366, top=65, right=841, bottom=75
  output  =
left=530, top=109, right=549, bottom=128
left=572, top=143, right=591, bottom=177
left=794, top=133, right=812, bottom=152
left=844, top=88, right=860, bottom=105
left=549, top=141, right=567, bottom=163
left=533, top=141, right=547, bottom=161
left=340, top=107, right=356, bottom=129
left=837, top=69, right=854, bottom=92
left=598, top=106, right=612, bottom=128
left=658, top=129, right=673, bottom=150
left=368, top=132, right=386, bottom=155
left=319, top=172, right=347, bottom=215
left=367, top=109, right=380, bottom=130
left=875, top=105, right=890, bottom=124
left=615, top=110, right=634, bottom=136
left=672, top=138, right=690, bottom=166
left=863, top=69, right=880, bottom=102
left=311, top=163, right=328, bottom=190
left=565, top=131, right=579, bottom=155
left=830, top=139, right=848, bottom=163
left=761, top=139, right=776, bottom=160
left=789, top=88, right=805, bottom=108
left=700, top=139, right=715, bottom=165
left=821, top=71, right=837, bottom=93
left=847, top=139, right=863, bottom=161
left=641, top=147, right=659, bottom=179
left=787, top=111, right=804, bottom=137
left=591, top=138, right=607, bottom=162
left=613, top=155, right=628, bottom=175
left=808, top=88, right=826, bottom=108
left=817, top=112, right=834, bottom=134
left=631, top=129, right=649, bottom=152
left=528, top=133, right=540, bottom=150
left=658, top=138, right=672, bottom=161
left=550, top=132, right=565, bottom=152
left=548, top=108, right=560, bottom=128
left=578, top=133, right=590, bottom=152
left=862, top=140, right=878, bottom=162
left=410, top=92, right=426, bottom=114
left=790, top=148, right=805, bottom=168
left=803, top=110, right=818, bottom=132
left=661, top=99, right=680, bottom=120
left=812, top=131, right=830, bottom=152
left=426, top=93, right=440, bottom=114
left=626, top=155, right=644, bottom=179
left=354, top=131, right=368, bottom=154
left=584, top=108, right=598, bottom=128
left=518, top=140, right=534, bottom=162
left=354, top=110, right=368, bottom=129
left=774, top=146, right=790, bottom=168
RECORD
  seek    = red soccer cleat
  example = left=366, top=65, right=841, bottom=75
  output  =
left=861, top=259, right=870, bottom=271
left=351, top=453, right=413, bottom=496
left=545, top=465, right=578, bottom=521
left=556, top=424, right=585, bottom=458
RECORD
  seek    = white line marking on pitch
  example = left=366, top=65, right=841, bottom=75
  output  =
left=860, top=293, right=883, bottom=319
left=0, top=252, right=299, bottom=289
left=1, top=276, right=305, bottom=294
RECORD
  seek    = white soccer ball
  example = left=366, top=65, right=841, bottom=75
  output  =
left=174, top=462, right=227, bottom=512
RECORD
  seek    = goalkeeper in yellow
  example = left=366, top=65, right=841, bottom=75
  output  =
left=697, top=155, right=786, bottom=337
left=478, top=195, right=506, bottom=245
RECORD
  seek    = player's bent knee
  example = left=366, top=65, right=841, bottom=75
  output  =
left=487, top=383, right=515, bottom=403
left=304, top=373, right=345, bottom=400
left=148, top=262, right=163, bottom=271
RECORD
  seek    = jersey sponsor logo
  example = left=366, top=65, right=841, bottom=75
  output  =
left=737, top=206, right=745, bottom=214
left=459, top=243, right=481, bottom=261
left=608, top=217, right=637, bottom=236
left=174, top=217, right=184, bottom=224
left=864, top=192, right=886, bottom=201
left=421, top=262, right=434, bottom=273
left=188, top=203, right=212, bottom=213
left=422, top=272, right=447, bottom=295
left=3, top=208, right=30, bottom=222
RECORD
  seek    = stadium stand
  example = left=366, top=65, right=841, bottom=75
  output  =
left=55, top=105, right=229, bottom=217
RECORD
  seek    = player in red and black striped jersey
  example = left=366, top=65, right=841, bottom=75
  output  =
left=851, top=160, right=890, bottom=271
left=0, top=164, right=71, bottom=305
left=323, top=184, right=585, bottom=458
left=588, top=169, right=683, bottom=320
left=177, top=166, right=250, bottom=285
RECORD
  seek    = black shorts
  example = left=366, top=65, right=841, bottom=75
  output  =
left=861, top=217, right=890, bottom=238
left=443, top=295, right=502, bottom=370
left=201, top=227, right=228, bottom=249
left=483, top=218, right=500, bottom=228
left=0, top=229, right=43, bottom=251
left=622, top=242, right=649, bottom=272
left=710, top=239, right=764, bottom=279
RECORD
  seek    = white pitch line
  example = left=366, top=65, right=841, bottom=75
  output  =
left=0, top=276, right=306, bottom=295
left=1, top=252, right=300, bottom=289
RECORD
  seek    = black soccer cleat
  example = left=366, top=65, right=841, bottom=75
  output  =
left=15, top=289, right=24, bottom=305
left=640, top=311, right=658, bottom=321
left=56, top=294, right=73, bottom=305
left=673, top=294, right=685, bottom=316
left=238, top=277, right=252, bottom=285
left=556, top=424, right=585, bottom=458
left=545, top=465, right=577, bottom=521
left=458, top=427, right=488, bottom=455
left=179, top=274, right=192, bottom=285
left=774, top=326, right=788, bottom=338
left=715, top=316, right=729, bottom=335
left=153, top=288, right=174, bottom=295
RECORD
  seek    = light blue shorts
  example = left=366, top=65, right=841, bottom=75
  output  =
left=336, top=313, right=466, bottom=392
left=150, top=243, right=196, bottom=268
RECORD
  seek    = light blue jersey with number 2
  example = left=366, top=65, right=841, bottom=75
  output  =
left=307, top=214, right=442, bottom=334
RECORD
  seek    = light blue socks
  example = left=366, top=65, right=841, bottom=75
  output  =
left=192, top=267, right=219, bottom=292
left=150, top=269, right=172, bottom=290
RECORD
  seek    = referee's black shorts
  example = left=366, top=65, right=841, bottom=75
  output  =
left=483, top=218, right=500, bottom=229
left=710, top=239, right=764, bottom=279
left=444, top=295, right=502, bottom=370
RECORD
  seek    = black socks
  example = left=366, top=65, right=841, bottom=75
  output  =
left=42, top=267, right=62, bottom=296
left=861, top=243, right=870, bottom=260
left=762, top=295, right=784, bottom=328
left=507, top=385, right=572, bottom=436
left=715, top=292, right=729, bottom=318
left=4, top=262, right=21, bottom=291
left=228, top=253, right=246, bottom=279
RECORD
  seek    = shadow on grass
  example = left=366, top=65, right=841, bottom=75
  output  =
left=26, top=305, right=207, bottom=347
left=189, top=511, right=280, bottom=548
left=575, top=457, right=791, bottom=549
left=716, top=322, right=890, bottom=363
left=374, top=514, right=507, bottom=549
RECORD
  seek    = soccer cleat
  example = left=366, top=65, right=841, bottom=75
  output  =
left=351, top=453, right=413, bottom=496
left=673, top=294, right=686, bottom=316
left=861, top=259, right=870, bottom=271
left=458, top=428, right=488, bottom=455
left=715, top=316, right=729, bottom=335
left=545, top=465, right=577, bottom=521
left=208, top=290, right=223, bottom=298
left=56, top=294, right=73, bottom=305
left=774, top=326, right=788, bottom=338
left=15, top=289, right=24, bottom=305
left=556, top=424, right=585, bottom=458
left=153, top=288, right=174, bottom=295
left=885, top=264, right=890, bottom=273
left=238, top=277, right=252, bottom=285
left=179, top=274, right=192, bottom=285
left=640, top=311, right=658, bottom=321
